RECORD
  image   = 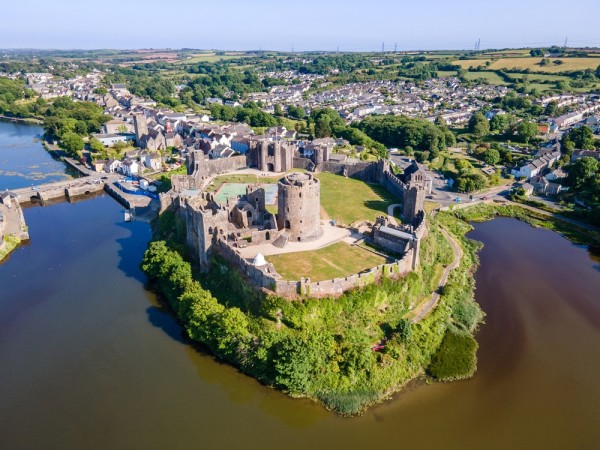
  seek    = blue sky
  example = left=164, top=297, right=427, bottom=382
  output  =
left=2, top=0, right=599, bottom=51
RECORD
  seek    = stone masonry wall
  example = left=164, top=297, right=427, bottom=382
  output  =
left=320, top=161, right=378, bottom=182
left=215, top=239, right=415, bottom=300
left=205, top=155, right=247, bottom=177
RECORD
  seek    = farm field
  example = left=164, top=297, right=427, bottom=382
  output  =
left=176, top=52, right=251, bottom=64
left=461, top=71, right=510, bottom=85
left=452, top=57, right=600, bottom=73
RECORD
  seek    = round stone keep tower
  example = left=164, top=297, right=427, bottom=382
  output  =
left=277, top=173, right=322, bottom=242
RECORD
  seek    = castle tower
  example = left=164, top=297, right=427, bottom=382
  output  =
left=277, top=173, right=322, bottom=242
left=402, top=185, right=425, bottom=223
left=376, top=159, right=390, bottom=185
left=133, top=114, right=148, bottom=145
left=249, top=137, right=296, bottom=172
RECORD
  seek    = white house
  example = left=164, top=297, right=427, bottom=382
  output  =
left=92, top=133, right=136, bottom=147
left=144, top=151, right=162, bottom=171
left=104, top=159, right=122, bottom=173
left=511, top=151, right=560, bottom=179
left=121, top=159, right=139, bottom=176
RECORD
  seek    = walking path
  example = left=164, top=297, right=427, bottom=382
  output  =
left=237, top=221, right=350, bottom=258
left=411, top=227, right=462, bottom=323
left=387, top=203, right=402, bottom=226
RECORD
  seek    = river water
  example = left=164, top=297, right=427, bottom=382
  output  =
left=0, top=120, right=71, bottom=190
left=1, top=124, right=599, bottom=449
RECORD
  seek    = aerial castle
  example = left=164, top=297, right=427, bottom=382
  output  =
left=158, top=136, right=429, bottom=297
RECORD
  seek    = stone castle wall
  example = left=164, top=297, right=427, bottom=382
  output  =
left=215, top=239, right=415, bottom=300
left=205, top=155, right=248, bottom=177
left=320, top=160, right=378, bottom=183
left=292, top=157, right=313, bottom=171
left=382, top=170, right=407, bottom=198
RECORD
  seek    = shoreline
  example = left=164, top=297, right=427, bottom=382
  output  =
left=0, top=200, right=30, bottom=263
left=0, top=115, right=43, bottom=125
left=142, top=210, right=482, bottom=416
left=452, top=201, right=600, bottom=251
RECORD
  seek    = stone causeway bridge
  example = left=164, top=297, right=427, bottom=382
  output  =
left=4, top=158, right=155, bottom=213
left=6, top=158, right=115, bottom=204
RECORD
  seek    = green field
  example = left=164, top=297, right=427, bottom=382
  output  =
left=316, top=172, right=398, bottom=225
left=267, top=242, right=390, bottom=281
left=453, top=57, right=600, bottom=73
left=176, top=52, right=250, bottom=64
left=461, top=71, right=511, bottom=85
left=205, top=173, right=281, bottom=193
left=214, top=182, right=278, bottom=204
left=205, top=171, right=396, bottom=222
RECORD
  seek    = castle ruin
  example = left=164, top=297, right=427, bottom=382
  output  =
left=159, top=136, right=432, bottom=297
left=276, top=173, right=322, bottom=242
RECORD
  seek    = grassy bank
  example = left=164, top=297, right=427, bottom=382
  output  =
left=0, top=235, right=23, bottom=262
left=449, top=202, right=600, bottom=247
left=141, top=210, right=483, bottom=415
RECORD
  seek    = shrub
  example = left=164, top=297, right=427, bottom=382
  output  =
left=427, top=326, right=478, bottom=381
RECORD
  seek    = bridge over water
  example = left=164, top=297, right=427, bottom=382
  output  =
left=7, top=176, right=112, bottom=204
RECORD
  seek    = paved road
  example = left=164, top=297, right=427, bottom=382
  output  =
left=411, top=227, right=462, bottom=323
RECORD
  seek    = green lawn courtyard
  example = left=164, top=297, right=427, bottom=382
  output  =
left=267, top=242, right=391, bottom=282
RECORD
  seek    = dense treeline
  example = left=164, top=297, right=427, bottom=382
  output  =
left=41, top=97, right=111, bottom=155
left=185, top=63, right=264, bottom=102
left=356, top=115, right=456, bottom=159
left=105, top=67, right=180, bottom=107
left=308, top=108, right=387, bottom=157
left=209, top=102, right=277, bottom=127
left=264, top=54, right=375, bottom=75
left=561, top=155, right=600, bottom=226
left=141, top=212, right=482, bottom=415
left=0, top=77, right=35, bottom=116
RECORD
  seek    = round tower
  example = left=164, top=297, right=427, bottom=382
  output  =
left=277, top=173, right=322, bottom=242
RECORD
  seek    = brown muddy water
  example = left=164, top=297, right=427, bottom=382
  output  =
left=0, top=199, right=599, bottom=449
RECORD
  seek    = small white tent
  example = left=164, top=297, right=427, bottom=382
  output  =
left=252, top=253, right=267, bottom=266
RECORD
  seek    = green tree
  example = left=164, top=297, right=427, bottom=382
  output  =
left=310, top=108, right=344, bottom=138
left=274, top=103, right=283, bottom=117
left=530, top=49, right=545, bottom=57
left=568, top=156, right=599, bottom=189
left=60, top=132, right=84, bottom=155
left=287, top=105, right=306, bottom=119
left=490, top=114, right=509, bottom=133
left=274, top=335, right=312, bottom=393
left=544, top=101, right=559, bottom=117
left=517, top=121, right=538, bottom=143
left=482, top=148, right=500, bottom=166
left=212, top=307, right=253, bottom=362
left=456, top=172, right=487, bottom=192
left=88, top=137, right=105, bottom=153
left=468, top=112, right=489, bottom=137
left=562, top=126, right=595, bottom=150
